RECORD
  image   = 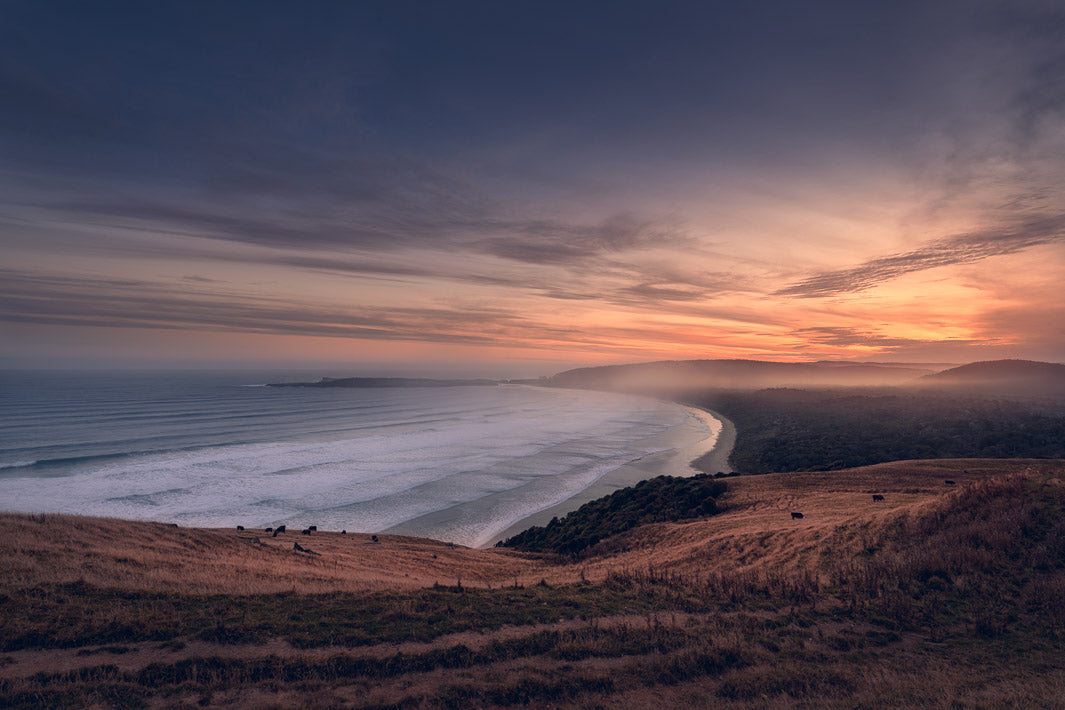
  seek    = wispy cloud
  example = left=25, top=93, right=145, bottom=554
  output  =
left=0, top=270, right=527, bottom=345
left=792, top=325, right=975, bottom=350
left=776, top=214, right=1065, bottom=298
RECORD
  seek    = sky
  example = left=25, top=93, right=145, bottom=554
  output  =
left=2, top=0, right=1064, bottom=376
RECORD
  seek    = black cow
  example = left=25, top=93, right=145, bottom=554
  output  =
left=872, top=494, right=885, bottom=501
left=791, top=512, right=804, bottom=519
left=945, top=480, right=956, bottom=485
left=236, top=525, right=244, bottom=530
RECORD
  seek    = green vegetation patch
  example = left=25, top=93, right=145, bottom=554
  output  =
left=498, top=474, right=727, bottom=555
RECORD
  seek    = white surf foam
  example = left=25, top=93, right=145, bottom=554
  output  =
left=0, top=385, right=719, bottom=546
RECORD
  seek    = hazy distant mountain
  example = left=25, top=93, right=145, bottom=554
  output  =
left=918, top=360, right=1065, bottom=397
left=548, top=359, right=941, bottom=391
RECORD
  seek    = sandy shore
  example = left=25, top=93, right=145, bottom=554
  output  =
left=486, top=405, right=735, bottom=546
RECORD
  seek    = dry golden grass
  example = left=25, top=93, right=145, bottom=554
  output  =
left=1, top=458, right=1057, bottom=595
left=567, top=458, right=1062, bottom=581
left=0, top=515, right=539, bottom=594
left=3, top=458, right=1064, bottom=709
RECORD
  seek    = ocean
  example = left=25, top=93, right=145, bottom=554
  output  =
left=0, top=371, right=721, bottom=547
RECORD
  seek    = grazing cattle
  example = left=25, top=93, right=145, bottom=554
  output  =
left=236, top=525, right=244, bottom=531
left=872, top=494, right=885, bottom=501
left=308, top=525, right=317, bottom=531
left=264, top=527, right=273, bottom=533
left=272, top=525, right=286, bottom=537
left=791, top=512, right=804, bottom=519
left=945, top=480, right=956, bottom=485
left=371, top=534, right=379, bottom=543
left=341, top=530, right=346, bottom=535
left=301, top=528, right=311, bottom=535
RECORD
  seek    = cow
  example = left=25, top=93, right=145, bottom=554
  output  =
left=308, top=525, right=317, bottom=531
left=264, top=527, right=273, bottom=533
left=371, top=534, right=379, bottom=543
left=341, top=530, right=347, bottom=535
left=791, top=512, right=804, bottom=519
left=945, top=480, right=956, bottom=486
left=272, top=525, right=286, bottom=537
left=236, top=525, right=245, bottom=530
left=872, top=494, right=885, bottom=501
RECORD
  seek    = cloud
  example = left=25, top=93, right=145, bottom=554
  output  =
left=792, top=325, right=974, bottom=350
left=478, top=213, right=686, bottom=265
left=0, top=265, right=769, bottom=356
left=38, top=178, right=684, bottom=270
left=776, top=214, right=1065, bottom=298
left=0, top=269, right=529, bottom=346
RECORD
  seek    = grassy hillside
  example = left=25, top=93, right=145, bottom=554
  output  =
left=2, top=460, right=1064, bottom=708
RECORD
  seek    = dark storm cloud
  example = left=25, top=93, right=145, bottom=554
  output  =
left=776, top=214, right=1065, bottom=298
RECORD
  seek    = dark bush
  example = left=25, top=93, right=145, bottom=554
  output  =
left=499, top=474, right=726, bottom=555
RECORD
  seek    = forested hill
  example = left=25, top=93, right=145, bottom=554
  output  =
left=693, top=388, right=1065, bottom=474
left=918, top=359, right=1065, bottom=397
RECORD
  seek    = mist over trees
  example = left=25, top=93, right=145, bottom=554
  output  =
left=693, top=388, right=1065, bottom=474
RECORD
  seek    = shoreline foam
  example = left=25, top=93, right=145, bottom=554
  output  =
left=484, top=405, right=735, bottom=547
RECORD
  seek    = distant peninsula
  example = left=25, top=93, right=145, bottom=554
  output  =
left=267, top=376, right=499, bottom=388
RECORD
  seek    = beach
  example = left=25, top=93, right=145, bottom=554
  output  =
left=484, top=405, right=734, bottom=546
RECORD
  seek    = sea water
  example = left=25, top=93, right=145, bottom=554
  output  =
left=0, top=371, right=719, bottom=547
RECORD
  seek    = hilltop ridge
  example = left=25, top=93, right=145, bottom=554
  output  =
left=919, top=359, right=1065, bottom=396
left=547, top=358, right=943, bottom=391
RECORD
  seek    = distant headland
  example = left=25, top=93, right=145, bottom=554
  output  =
left=267, top=376, right=500, bottom=388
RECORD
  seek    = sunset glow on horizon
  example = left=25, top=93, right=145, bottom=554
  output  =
left=2, top=2, right=1064, bottom=376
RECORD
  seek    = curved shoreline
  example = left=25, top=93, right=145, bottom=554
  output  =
left=485, top=405, right=736, bottom=547
left=688, top=407, right=736, bottom=476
